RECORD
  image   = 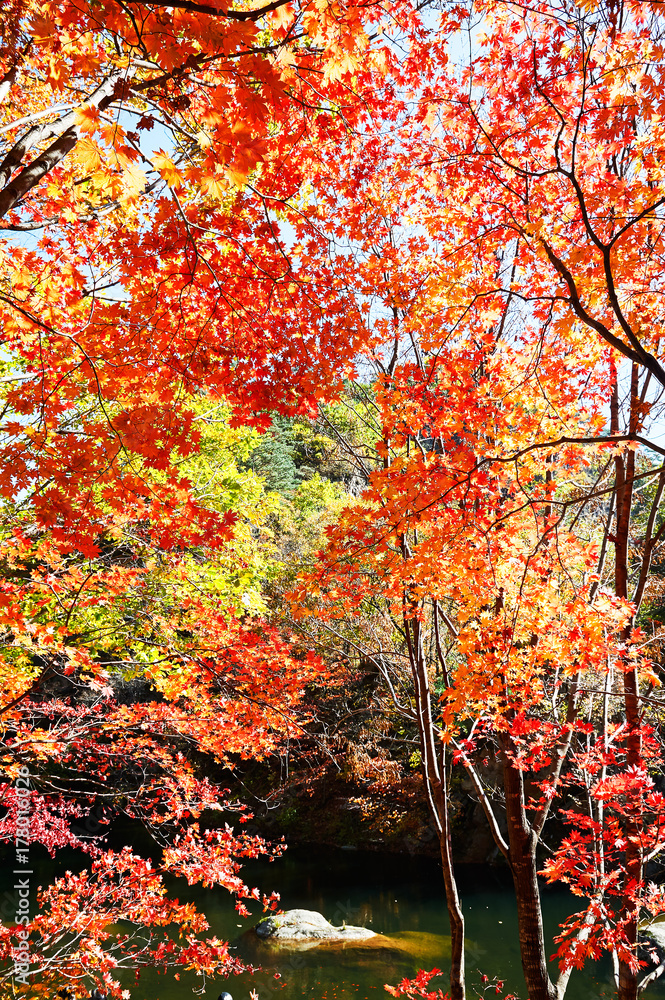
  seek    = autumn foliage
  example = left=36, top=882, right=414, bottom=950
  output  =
left=0, top=0, right=396, bottom=992
left=4, top=0, right=665, bottom=998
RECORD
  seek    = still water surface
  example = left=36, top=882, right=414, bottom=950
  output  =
left=114, top=847, right=665, bottom=1000
left=4, top=845, right=665, bottom=1000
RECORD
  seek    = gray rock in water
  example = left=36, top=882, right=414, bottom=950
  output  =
left=255, top=909, right=375, bottom=942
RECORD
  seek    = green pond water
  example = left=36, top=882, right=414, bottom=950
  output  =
left=3, top=844, right=665, bottom=1000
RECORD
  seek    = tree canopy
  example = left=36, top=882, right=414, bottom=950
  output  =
left=4, top=1, right=665, bottom=999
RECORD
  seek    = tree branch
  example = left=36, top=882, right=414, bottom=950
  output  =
left=0, top=71, right=126, bottom=219
left=542, top=240, right=665, bottom=388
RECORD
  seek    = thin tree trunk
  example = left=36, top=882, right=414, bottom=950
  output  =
left=435, top=751, right=466, bottom=1000
left=406, top=611, right=466, bottom=1000
left=500, top=735, right=558, bottom=1000
left=615, top=365, right=642, bottom=1000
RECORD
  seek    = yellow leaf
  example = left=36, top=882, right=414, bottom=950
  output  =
left=200, top=172, right=228, bottom=200
left=195, top=130, right=213, bottom=149
left=73, top=137, right=102, bottom=172
left=152, top=150, right=184, bottom=188
left=225, top=164, right=248, bottom=187
left=121, top=162, right=147, bottom=204
left=268, top=2, right=295, bottom=29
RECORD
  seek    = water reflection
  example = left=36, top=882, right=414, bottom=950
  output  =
left=2, top=845, right=664, bottom=1000
left=115, top=847, right=665, bottom=1000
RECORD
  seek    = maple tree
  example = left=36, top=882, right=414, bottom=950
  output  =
left=284, top=19, right=665, bottom=985
left=292, top=255, right=665, bottom=1000
left=398, top=3, right=665, bottom=997
left=5, top=0, right=665, bottom=998
left=0, top=0, right=442, bottom=567
left=0, top=0, right=427, bottom=992
left=0, top=411, right=331, bottom=996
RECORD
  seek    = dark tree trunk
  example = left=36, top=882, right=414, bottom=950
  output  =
left=500, top=737, right=558, bottom=1000
left=615, top=365, right=642, bottom=1000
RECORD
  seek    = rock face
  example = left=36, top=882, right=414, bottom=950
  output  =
left=646, top=919, right=665, bottom=946
left=255, top=909, right=376, bottom=943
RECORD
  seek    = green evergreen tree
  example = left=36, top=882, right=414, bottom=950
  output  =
left=249, top=417, right=299, bottom=494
